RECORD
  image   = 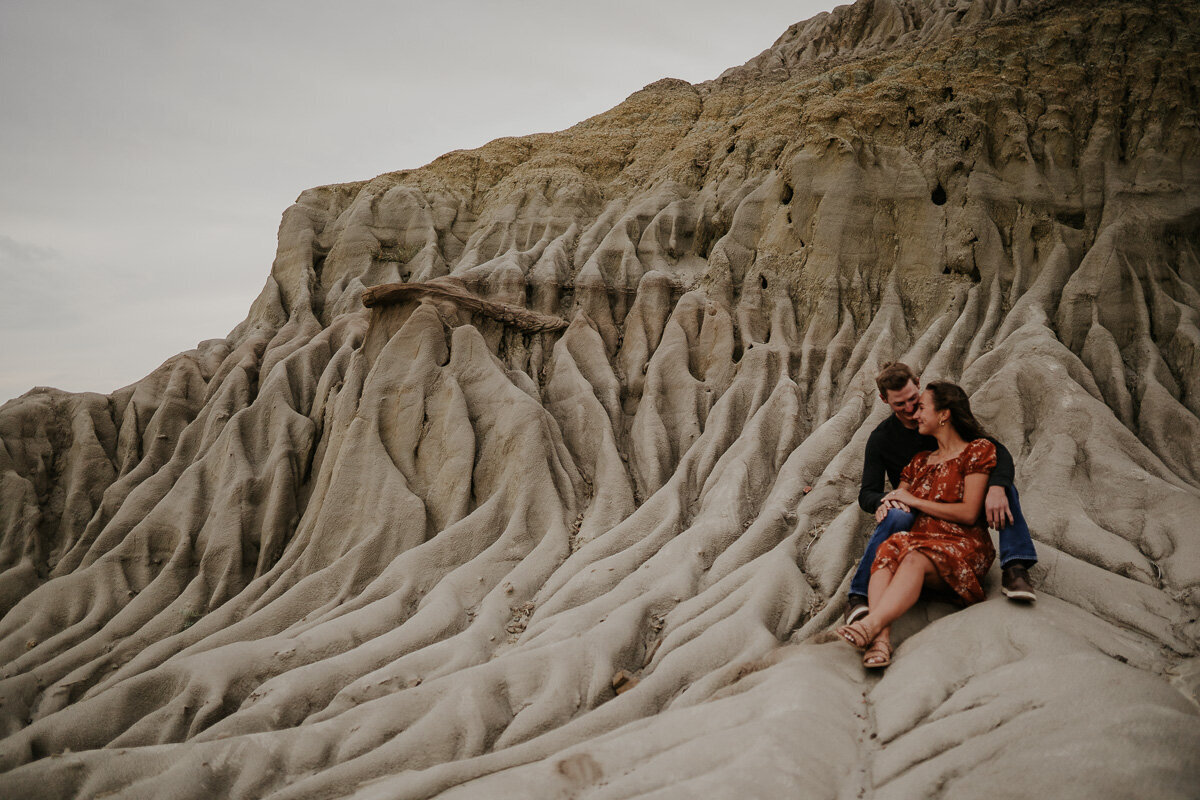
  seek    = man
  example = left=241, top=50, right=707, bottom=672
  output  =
left=846, top=362, right=1037, bottom=624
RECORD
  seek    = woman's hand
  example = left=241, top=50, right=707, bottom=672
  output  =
left=884, top=488, right=917, bottom=506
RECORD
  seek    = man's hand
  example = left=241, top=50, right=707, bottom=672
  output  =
left=985, top=485, right=1013, bottom=530
left=875, top=498, right=911, bottom=523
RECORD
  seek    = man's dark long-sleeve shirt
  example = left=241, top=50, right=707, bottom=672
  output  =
left=857, top=414, right=1015, bottom=513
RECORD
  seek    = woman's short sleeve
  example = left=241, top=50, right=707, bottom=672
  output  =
left=901, top=452, right=929, bottom=485
left=964, top=439, right=997, bottom=476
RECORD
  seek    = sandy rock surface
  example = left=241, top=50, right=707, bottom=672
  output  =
left=2, top=0, right=1199, bottom=796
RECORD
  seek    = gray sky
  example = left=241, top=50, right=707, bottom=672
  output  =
left=1, top=0, right=838, bottom=404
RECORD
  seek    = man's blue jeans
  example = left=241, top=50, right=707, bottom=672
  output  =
left=848, top=486, right=1037, bottom=600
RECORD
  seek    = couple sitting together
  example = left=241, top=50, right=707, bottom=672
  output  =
left=835, top=362, right=1038, bottom=669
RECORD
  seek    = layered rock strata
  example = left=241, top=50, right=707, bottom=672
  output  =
left=1, top=0, right=1199, bottom=797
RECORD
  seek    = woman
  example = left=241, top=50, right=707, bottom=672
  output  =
left=836, top=381, right=997, bottom=668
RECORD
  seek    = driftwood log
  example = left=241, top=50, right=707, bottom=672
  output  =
left=361, top=281, right=569, bottom=333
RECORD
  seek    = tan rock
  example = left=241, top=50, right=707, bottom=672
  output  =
left=1, top=0, right=1199, bottom=797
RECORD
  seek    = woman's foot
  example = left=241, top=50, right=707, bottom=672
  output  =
left=862, top=636, right=892, bottom=669
left=836, top=617, right=880, bottom=649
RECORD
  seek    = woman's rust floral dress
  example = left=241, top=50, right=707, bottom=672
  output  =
left=871, top=438, right=997, bottom=605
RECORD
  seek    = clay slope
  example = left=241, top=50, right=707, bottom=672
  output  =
left=2, top=0, right=1199, bottom=796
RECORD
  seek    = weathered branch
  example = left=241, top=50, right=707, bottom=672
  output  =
left=361, top=282, right=569, bottom=333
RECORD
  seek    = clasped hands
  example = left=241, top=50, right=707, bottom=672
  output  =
left=875, top=489, right=914, bottom=523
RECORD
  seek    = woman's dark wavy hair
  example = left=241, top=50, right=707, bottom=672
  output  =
left=925, top=381, right=989, bottom=441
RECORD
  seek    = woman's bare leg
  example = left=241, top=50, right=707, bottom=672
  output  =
left=866, top=564, right=894, bottom=612
left=865, top=565, right=895, bottom=657
left=858, top=551, right=939, bottom=638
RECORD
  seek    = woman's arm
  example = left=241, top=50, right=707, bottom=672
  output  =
left=885, top=473, right=990, bottom=526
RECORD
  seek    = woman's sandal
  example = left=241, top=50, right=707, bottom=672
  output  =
left=862, top=639, right=892, bottom=669
left=836, top=620, right=875, bottom=649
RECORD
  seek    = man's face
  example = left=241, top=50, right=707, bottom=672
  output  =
left=882, top=380, right=920, bottom=426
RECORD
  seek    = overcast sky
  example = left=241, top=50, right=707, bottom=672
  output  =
left=0, top=0, right=838, bottom=404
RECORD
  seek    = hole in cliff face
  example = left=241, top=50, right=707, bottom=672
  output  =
left=727, top=142, right=736, bottom=154
left=780, top=182, right=794, bottom=205
left=760, top=275, right=768, bottom=290
left=961, top=137, right=971, bottom=151
left=931, top=184, right=947, bottom=205
left=1055, top=209, right=1086, bottom=229
left=942, top=86, right=954, bottom=102
left=970, top=265, right=981, bottom=283
left=943, top=266, right=952, bottom=275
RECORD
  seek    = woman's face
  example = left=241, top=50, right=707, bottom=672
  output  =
left=915, top=389, right=945, bottom=435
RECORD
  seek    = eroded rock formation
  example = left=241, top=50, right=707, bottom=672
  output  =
left=2, top=0, right=1199, bottom=796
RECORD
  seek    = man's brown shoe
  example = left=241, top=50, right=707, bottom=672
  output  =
left=1002, top=565, right=1036, bottom=602
left=845, top=596, right=869, bottom=624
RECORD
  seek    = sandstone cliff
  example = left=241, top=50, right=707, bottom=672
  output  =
left=1, top=0, right=1199, bottom=797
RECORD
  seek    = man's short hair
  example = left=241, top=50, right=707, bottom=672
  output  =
left=875, top=362, right=918, bottom=395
